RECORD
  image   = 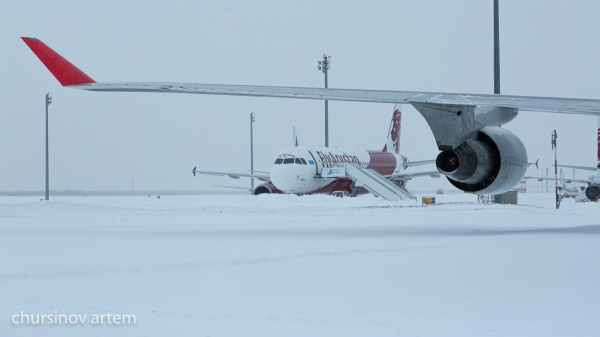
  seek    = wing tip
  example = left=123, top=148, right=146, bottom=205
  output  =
left=21, top=37, right=96, bottom=86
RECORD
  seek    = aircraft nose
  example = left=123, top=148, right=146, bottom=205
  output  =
left=270, top=164, right=292, bottom=192
left=270, top=163, right=304, bottom=193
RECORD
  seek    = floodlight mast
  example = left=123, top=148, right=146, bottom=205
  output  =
left=318, top=54, right=331, bottom=147
left=45, top=93, right=51, bottom=201
left=552, top=131, right=558, bottom=208
left=494, top=0, right=500, bottom=95
left=545, top=167, right=549, bottom=193
left=250, top=112, right=255, bottom=193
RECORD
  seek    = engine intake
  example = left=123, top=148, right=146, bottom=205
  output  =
left=254, top=185, right=272, bottom=195
left=585, top=185, right=600, bottom=201
left=436, top=127, right=528, bottom=194
left=253, top=183, right=284, bottom=195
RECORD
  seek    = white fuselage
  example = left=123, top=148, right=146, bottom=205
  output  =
left=269, top=146, right=407, bottom=194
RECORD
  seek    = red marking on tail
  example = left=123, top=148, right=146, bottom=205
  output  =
left=389, top=109, right=401, bottom=154
left=383, top=108, right=402, bottom=154
left=21, top=37, right=95, bottom=86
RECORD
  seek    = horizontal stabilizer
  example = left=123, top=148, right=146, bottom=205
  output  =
left=527, top=159, right=539, bottom=169
left=392, top=170, right=441, bottom=181
left=404, top=159, right=436, bottom=170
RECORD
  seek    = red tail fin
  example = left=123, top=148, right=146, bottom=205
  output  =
left=382, top=105, right=401, bottom=154
left=21, top=37, right=95, bottom=86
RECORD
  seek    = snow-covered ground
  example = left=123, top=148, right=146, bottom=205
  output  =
left=1, top=193, right=599, bottom=336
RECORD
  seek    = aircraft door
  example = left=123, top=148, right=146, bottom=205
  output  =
left=308, top=151, right=324, bottom=175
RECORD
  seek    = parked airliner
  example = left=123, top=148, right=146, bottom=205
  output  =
left=193, top=107, right=439, bottom=197
left=525, top=117, right=600, bottom=202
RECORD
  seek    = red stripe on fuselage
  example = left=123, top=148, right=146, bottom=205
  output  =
left=367, top=150, right=397, bottom=176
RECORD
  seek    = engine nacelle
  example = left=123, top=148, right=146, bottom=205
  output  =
left=436, top=126, right=528, bottom=195
left=253, top=183, right=284, bottom=195
left=585, top=185, right=600, bottom=201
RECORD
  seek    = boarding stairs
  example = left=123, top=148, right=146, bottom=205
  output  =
left=342, top=163, right=416, bottom=202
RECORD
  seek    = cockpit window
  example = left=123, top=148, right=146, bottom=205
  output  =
left=283, top=158, right=294, bottom=164
left=294, top=158, right=301, bottom=164
left=300, top=158, right=307, bottom=165
left=274, top=158, right=283, bottom=164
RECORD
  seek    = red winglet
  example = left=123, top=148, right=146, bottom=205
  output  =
left=21, top=37, right=96, bottom=86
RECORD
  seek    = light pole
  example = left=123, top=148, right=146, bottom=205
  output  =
left=545, top=167, right=549, bottom=193
left=250, top=112, right=255, bottom=193
left=494, top=0, right=500, bottom=94
left=318, top=54, right=331, bottom=147
left=552, top=130, right=560, bottom=209
left=45, top=93, right=52, bottom=200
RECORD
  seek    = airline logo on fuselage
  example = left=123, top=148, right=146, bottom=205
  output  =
left=315, top=151, right=360, bottom=165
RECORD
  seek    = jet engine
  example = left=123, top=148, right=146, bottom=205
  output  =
left=253, top=183, right=284, bottom=195
left=585, top=185, right=600, bottom=201
left=436, top=126, right=528, bottom=195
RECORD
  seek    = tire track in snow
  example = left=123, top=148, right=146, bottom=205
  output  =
left=1, top=245, right=447, bottom=281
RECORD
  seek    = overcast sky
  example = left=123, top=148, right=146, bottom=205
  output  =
left=1, top=0, right=598, bottom=193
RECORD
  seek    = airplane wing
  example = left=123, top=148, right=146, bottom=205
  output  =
left=523, top=176, right=597, bottom=185
left=192, top=167, right=270, bottom=181
left=557, top=164, right=598, bottom=172
left=213, top=185, right=254, bottom=191
left=22, top=37, right=600, bottom=118
left=391, top=171, right=441, bottom=181
left=248, top=170, right=270, bottom=174
left=58, top=83, right=600, bottom=117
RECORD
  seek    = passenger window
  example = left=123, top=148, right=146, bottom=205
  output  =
left=295, top=158, right=302, bottom=164
left=275, top=158, right=283, bottom=164
left=283, top=158, right=294, bottom=164
left=300, top=158, right=307, bottom=165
